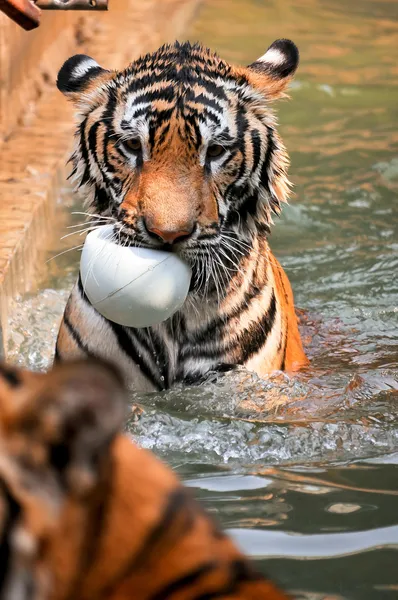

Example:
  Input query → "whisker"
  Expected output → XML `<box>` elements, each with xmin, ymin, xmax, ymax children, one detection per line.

<box><xmin>71</xmin><ymin>211</ymin><xmax>116</xmax><ymax>221</ymax></box>
<box><xmin>46</xmin><ymin>244</ymin><xmax>84</xmax><ymax>263</ymax></box>
<box><xmin>67</xmin><ymin>217</ymin><xmax>115</xmax><ymax>229</ymax></box>
<box><xmin>83</xmin><ymin>228</ymin><xmax>115</xmax><ymax>290</ymax></box>
<box><xmin>60</xmin><ymin>225</ymin><xmax>104</xmax><ymax>240</ymax></box>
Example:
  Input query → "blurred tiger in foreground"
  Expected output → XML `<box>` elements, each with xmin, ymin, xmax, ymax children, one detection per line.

<box><xmin>0</xmin><ymin>360</ymin><xmax>289</xmax><ymax>600</ymax></box>
<box><xmin>55</xmin><ymin>39</ymin><xmax>308</xmax><ymax>392</ymax></box>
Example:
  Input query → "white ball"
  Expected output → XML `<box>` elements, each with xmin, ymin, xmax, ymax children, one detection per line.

<box><xmin>80</xmin><ymin>225</ymin><xmax>192</xmax><ymax>328</ymax></box>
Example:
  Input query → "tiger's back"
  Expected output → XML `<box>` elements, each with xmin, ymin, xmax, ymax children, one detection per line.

<box><xmin>0</xmin><ymin>360</ymin><xmax>289</xmax><ymax>599</ymax></box>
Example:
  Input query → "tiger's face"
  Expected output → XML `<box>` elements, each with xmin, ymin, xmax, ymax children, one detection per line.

<box><xmin>58</xmin><ymin>41</ymin><xmax>298</xmax><ymax>292</ymax></box>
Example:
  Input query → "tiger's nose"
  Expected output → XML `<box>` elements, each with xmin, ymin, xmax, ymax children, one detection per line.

<box><xmin>144</xmin><ymin>219</ymin><xmax>195</xmax><ymax>245</ymax></box>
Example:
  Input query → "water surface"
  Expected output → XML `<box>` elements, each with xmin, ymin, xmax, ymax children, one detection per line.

<box><xmin>7</xmin><ymin>1</ymin><xmax>398</xmax><ymax>597</ymax></box>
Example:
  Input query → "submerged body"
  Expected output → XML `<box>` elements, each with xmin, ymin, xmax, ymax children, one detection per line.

<box><xmin>0</xmin><ymin>360</ymin><xmax>289</xmax><ymax>599</ymax></box>
<box><xmin>55</xmin><ymin>40</ymin><xmax>308</xmax><ymax>391</ymax></box>
<box><xmin>58</xmin><ymin>240</ymin><xmax>306</xmax><ymax>392</ymax></box>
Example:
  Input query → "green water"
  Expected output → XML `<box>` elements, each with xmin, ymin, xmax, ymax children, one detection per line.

<box><xmin>7</xmin><ymin>0</ymin><xmax>398</xmax><ymax>597</ymax></box>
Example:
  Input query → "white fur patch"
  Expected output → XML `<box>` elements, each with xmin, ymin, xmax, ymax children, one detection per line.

<box><xmin>258</xmin><ymin>48</ymin><xmax>286</xmax><ymax>67</ymax></box>
<box><xmin>72</xmin><ymin>58</ymin><xmax>99</xmax><ymax>80</ymax></box>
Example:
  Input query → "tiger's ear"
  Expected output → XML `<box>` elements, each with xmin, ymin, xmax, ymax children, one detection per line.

<box><xmin>38</xmin><ymin>360</ymin><xmax>127</xmax><ymax>496</ymax></box>
<box><xmin>57</xmin><ymin>54</ymin><xmax>114</xmax><ymax>110</ymax></box>
<box><xmin>243</xmin><ymin>39</ymin><xmax>299</xmax><ymax>99</ymax></box>
<box><xmin>1</xmin><ymin>360</ymin><xmax>127</xmax><ymax>500</ymax></box>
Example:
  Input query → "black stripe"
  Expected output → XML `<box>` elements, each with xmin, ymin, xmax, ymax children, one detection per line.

<box><xmin>131</xmin><ymin>87</ymin><xmax>176</xmax><ymax>106</ymax></box>
<box><xmin>63</xmin><ymin>313</ymin><xmax>94</xmax><ymax>359</ymax></box>
<box><xmin>150</xmin><ymin>562</ymin><xmax>217</xmax><ymax>600</ymax></box>
<box><xmin>143</xmin><ymin>329</ymin><xmax>169</xmax><ymax>387</ymax></box>
<box><xmin>107</xmin><ymin>322</ymin><xmax>163</xmax><ymax>391</ymax></box>
<box><xmin>102</xmin><ymin>91</ymin><xmax>117</xmax><ymax>172</ymax></box>
<box><xmin>180</xmin><ymin>290</ymin><xmax>277</xmax><ymax>362</ymax></box>
<box><xmin>88</xmin><ymin>118</ymin><xmax>115</xmax><ymax>184</ymax></box>
<box><xmin>65</xmin><ymin>66</ymin><xmax>104</xmax><ymax>93</ymax></box>
<box><xmin>102</xmin><ymin>487</ymin><xmax>196</xmax><ymax>596</ymax></box>
<box><xmin>77</xmin><ymin>272</ymin><xmax>89</xmax><ymax>301</ymax></box>
<box><xmin>133</xmin><ymin>487</ymin><xmax>196</xmax><ymax>568</ymax></box>
<box><xmin>280</xmin><ymin>340</ymin><xmax>287</xmax><ymax>371</ymax></box>
<box><xmin>129</xmin><ymin>106</ymin><xmax>148</xmax><ymax>120</ymax></box>
<box><xmin>0</xmin><ymin>482</ymin><xmax>21</xmax><ymax>592</ymax></box>
<box><xmin>88</xmin><ymin>121</ymin><xmax>102</xmax><ymax>169</ymax></box>
<box><xmin>179</xmin><ymin>276</ymin><xmax>265</xmax><ymax>359</ymax></box>
<box><xmin>234</xmin><ymin>128</ymin><xmax>274</xmax><ymax>223</ymax></box>
<box><xmin>156</xmin><ymin>122</ymin><xmax>170</xmax><ymax>147</ymax></box>
<box><xmin>193</xmin><ymin>93</ymin><xmax>223</xmax><ymax>114</ymax></box>
<box><xmin>93</xmin><ymin>186</ymin><xmax>110</xmax><ymax>213</ymax></box>
<box><xmin>64</xmin><ymin>284</ymin><xmax>97</xmax><ymax>359</ymax></box>
<box><xmin>234</xmin><ymin>107</ymin><xmax>248</xmax><ymax>181</ymax></box>
<box><xmin>150</xmin><ymin>108</ymin><xmax>175</xmax><ymax>129</ymax></box>
<box><xmin>196</xmin><ymin>232</ymin><xmax>219</xmax><ymax>242</ymax></box>
<box><xmin>192</xmin><ymin>559</ymin><xmax>263</xmax><ymax>600</ymax></box>
<box><xmin>185</xmin><ymin>114</ymin><xmax>202</xmax><ymax>149</ymax></box>
<box><xmin>259</xmin><ymin>126</ymin><xmax>275</xmax><ymax>191</ymax></box>
<box><xmin>200</xmin><ymin>109</ymin><xmax>221</xmax><ymax>126</ymax></box>
<box><xmin>239</xmin><ymin>291</ymin><xmax>277</xmax><ymax>363</ymax></box>
<box><xmin>0</xmin><ymin>364</ymin><xmax>21</xmax><ymax>387</ymax></box>
<box><xmin>127</xmin><ymin>72</ymin><xmax>228</xmax><ymax>102</ymax></box>
<box><xmin>251</xmin><ymin>129</ymin><xmax>262</xmax><ymax>173</ymax></box>
<box><xmin>53</xmin><ymin>345</ymin><xmax>61</xmax><ymax>363</ymax></box>
<box><xmin>237</xmin><ymin>192</ymin><xmax>258</xmax><ymax>219</ymax></box>
<box><xmin>126</xmin><ymin>327</ymin><xmax>168</xmax><ymax>389</ymax></box>
<box><xmin>182</xmin><ymin>363</ymin><xmax>237</xmax><ymax>386</ymax></box>
<box><xmin>78</xmin><ymin>119</ymin><xmax>91</xmax><ymax>186</ymax></box>
<box><xmin>218</xmin><ymin>148</ymin><xmax>240</xmax><ymax>173</ymax></box>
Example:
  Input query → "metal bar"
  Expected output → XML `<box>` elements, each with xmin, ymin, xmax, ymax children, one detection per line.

<box><xmin>36</xmin><ymin>0</ymin><xmax>108</xmax><ymax>9</ymax></box>
<box><xmin>0</xmin><ymin>0</ymin><xmax>41</xmax><ymax>30</ymax></box>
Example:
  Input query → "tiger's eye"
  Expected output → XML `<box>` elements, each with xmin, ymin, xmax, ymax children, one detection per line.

<box><xmin>124</xmin><ymin>138</ymin><xmax>142</xmax><ymax>153</ymax></box>
<box><xmin>207</xmin><ymin>144</ymin><xmax>225</xmax><ymax>159</ymax></box>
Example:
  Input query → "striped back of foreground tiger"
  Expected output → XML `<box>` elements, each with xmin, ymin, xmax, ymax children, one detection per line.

<box><xmin>0</xmin><ymin>360</ymin><xmax>289</xmax><ymax>600</ymax></box>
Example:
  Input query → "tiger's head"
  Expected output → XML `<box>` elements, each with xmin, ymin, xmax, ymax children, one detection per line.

<box><xmin>0</xmin><ymin>362</ymin><xmax>292</xmax><ymax>600</ymax></box>
<box><xmin>0</xmin><ymin>361</ymin><xmax>125</xmax><ymax>600</ymax></box>
<box><xmin>58</xmin><ymin>40</ymin><xmax>298</xmax><ymax>292</ymax></box>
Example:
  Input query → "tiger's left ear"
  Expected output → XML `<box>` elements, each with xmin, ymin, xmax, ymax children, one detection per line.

<box><xmin>1</xmin><ymin>360</ymin><xmax>127</xmax><ymax>500</ymax></box>
<box><xmin>242</xmin><ymin>39</ymin><xmax>299</xmax><ymax>99</ymax></box>
<box><xmin>57</xmin><ymin>54</ymin><xmax>114</xmax><ymax>110</ymax></box>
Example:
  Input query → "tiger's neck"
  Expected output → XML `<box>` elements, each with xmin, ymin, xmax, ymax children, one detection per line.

<box><xmin>167</xmin><ymin>235</ymin><xmax>281</xmax><ymax>381</ymax></box>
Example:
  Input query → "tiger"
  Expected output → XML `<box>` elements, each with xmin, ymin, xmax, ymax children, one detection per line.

<box><xmin>55</xmin><ymin>39</ymin><xmax>308</xmax><ymax>392</ymax></box>
<box><xmin>0</xmin><ymin>359</ymin><xmax>290</xmax><ymax>600</ymax></box>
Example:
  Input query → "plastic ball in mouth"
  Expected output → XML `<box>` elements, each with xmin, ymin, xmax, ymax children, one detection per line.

<box><xmin>80</xmin><ymin>225</ymin><xmax>192</xmax><ymax>328</ymax></box>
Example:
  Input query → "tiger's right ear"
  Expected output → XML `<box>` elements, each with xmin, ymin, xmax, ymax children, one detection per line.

<box><xmin>57</xmin><ymin>54</ymin><xmax>114</xmax><ymax>110</ymax></box>
<box><xmin>236</xmin><ymin>39</ymin><xmax>299</xmax><ymax>100</ymax></box>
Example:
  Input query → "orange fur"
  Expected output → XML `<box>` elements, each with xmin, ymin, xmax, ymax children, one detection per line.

<box><xmin>0</xmin><ymin>361</ymin><xmax>290</xmax><ymax>600</ymax></box>
<box><xmin>270</xmin><ymin>256</ymin><xmax>309</xmax><ymax>371</ymax></box>
<box><xmin>121</xmin><ymin>117</ymin><xmax>219</xmax><ymax>237</ymax></box>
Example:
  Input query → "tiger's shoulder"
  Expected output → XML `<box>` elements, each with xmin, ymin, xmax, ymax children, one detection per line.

<box><xmin>268</xmin><ymin>248</ymin><xmax>309</xmax><ymax>372</ymax></box>
<box><xmin>0</xmin><ymin>360</ymin><xmax>290</xmax><ymax>599</ymax></box>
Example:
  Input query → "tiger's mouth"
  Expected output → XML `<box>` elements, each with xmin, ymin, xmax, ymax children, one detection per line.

<box><xmin>115</xmin><ymin>225</ymin><xmax>193</xmax><ymax>253</ymax></box>
<box><xmin>109</xmin><ymin>220</ymin><xmax>251</xmax><ymax>300</ymax></box>
<box><xmin>113</xmin><ymin>221</ymin><xmax>220</xmax><ymax>255</ymax></box>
